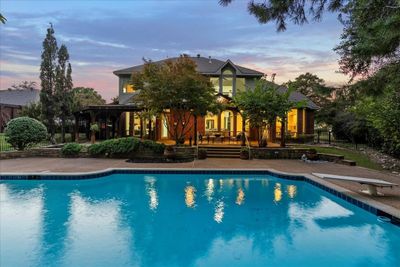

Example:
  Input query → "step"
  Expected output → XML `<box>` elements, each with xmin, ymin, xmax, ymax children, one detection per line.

<box><xmin>339</xmin><ymin>159</ymin><xmax>357</xmax><ymax>166</ymax></box>
<box><xmin>207</xmin><ymin>154</ymin><xmax>240</xmax><ymax>158</ymax></box>
<box><xmin>205</xmin><ymin>148</ymin><xmax>241</xmax><ymax>152</ymax></box>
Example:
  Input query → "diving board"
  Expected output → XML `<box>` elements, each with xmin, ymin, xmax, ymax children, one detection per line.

<box><xmin>312</xmin><ymin>173</ymin><xmax>398</xmax><ymax>196</ymax></box>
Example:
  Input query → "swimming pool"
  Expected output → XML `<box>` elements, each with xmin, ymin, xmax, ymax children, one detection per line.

<box><xmin>1</xmin><ymin>172</ymin><xmax>399</xmax><ymax>267</ymax></box>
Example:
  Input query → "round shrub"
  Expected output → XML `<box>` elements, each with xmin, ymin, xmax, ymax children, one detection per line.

<box><xmin>5</xmin><ymin>117</ymin><xmax>47</xmax><ymax>150</ymax></box>
<box><xmin>61</xmin><ymin>143</ymin><xmax>82</xmax><ymax>157</ymax></box>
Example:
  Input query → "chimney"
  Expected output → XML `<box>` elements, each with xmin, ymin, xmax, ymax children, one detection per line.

<box><xmin>208</xmin><ymin>56</ymin><xmax>212</xmax><ymax>64</ymax></box>
<box><xmin>197</xmin><ymin>54</ymin><xmax>200</xmax><ymax>58</ymax></box>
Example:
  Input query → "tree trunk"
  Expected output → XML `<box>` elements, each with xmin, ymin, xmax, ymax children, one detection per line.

<box><xmin>61</xmin><ymin>116</ymin><xmax>66</xmax><ymax>143</ymax></box>
<box><xmin>280</xmin><ymin>117</ymin><xmax>286</xmax><ymax>147</ymax></box>
<box><xmin>91</xmin><ymin>131</ymin><xmax>96</xmax><ymax>144</ymax></box>
<box><xmin>193</xmin><ymin>115</ymin><xmax>197</xmax><ymax>146</ymax></box>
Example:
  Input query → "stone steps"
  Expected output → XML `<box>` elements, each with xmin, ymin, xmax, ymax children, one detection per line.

<box><xmin>199</xmin><ymin>146</ymin><xmax>241</xmax><ymax>158</ymax></box>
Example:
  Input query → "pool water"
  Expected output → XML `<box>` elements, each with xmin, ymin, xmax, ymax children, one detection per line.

<box><xmin>1</xmin><ymin>173</ymin><xmax>399</xmax><ymax>267</ymax></box>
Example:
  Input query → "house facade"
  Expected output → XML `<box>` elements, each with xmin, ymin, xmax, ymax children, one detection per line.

<box><xmin>112</xmin><ymin>56</ymin><xmax>317</xmax><ymax>143</ymax></box>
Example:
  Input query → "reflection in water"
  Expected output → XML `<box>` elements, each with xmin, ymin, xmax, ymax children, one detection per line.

<box><xmin>287</xmin><ymin>185</ymin><xmax>297</xmax><ymax>199</ymax></box>
<box><xmin>205</xmin><ymin>179</ymin><xmax>214</xmax><ymax>203</ymax></box>
<box><xmin>145</xmin><ymin>176</ymin><xmax>158</xmax><ymax>211</ymax></box>
<box><xmin>185</xmin><ymin>185</ymin><xmax>196</xmax><ymax>208</ymax></box>
<box><xmin>261</xmin><ymin>179</ymin><xmax>269</xmax><ymax>187</ymax></box>
<box><xmin>214</xmin><ymin>200</ymin><xmax>225</xmax><ymax>223</ymax></box>
<box><xmin>244</xmin><ymin>179</ymin><xmax>249</xmax><ymax>190</ymax></box>
<box><xmin>219</xmin><ymin>179</ymin><xmax>224</xmax><ymax>192</ymax></box>
<box><xmin>274</xmin><ymin>183</ymin><xmax>282</xmax><ymax>203</ymax></box>
<box><xmin>236</xmin><ymin>188</ymin><xmax>245</xmax><ymax>205</ymax></box>
<box><xmin>0</xmin><ymin>184</ymin><xmax>44</xmax><ymax>267</ymax></box>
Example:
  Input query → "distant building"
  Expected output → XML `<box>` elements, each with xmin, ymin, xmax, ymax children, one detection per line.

<box><xmin>0</xmin><ymin>89</ymin><xmax>40</xmax><ymax>132</ymax></box>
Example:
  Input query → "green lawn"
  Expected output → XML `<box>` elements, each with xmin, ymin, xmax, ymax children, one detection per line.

<box><xmin>297</xmin><ymin>145</ymin><xmax>382</xmax><ymax>171</ymax></box>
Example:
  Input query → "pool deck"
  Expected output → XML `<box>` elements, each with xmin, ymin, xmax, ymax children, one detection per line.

<box><xmin>1</xmin><ymin>157</ymin><xmax>399</xmax><ymax>217</ymax></box>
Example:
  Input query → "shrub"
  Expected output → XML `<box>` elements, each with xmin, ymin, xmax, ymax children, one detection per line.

<box><xmin>198</xmin><ymin>148</ymin><xmax>207</xmax><ymax>159</ymax></box>
<box><xmin>140</xmin><ymin>140</ymin><xmax>166</xmax><ymax>154</ymax></box>
<box><xmin>88</xmin><ymin>137</ymin><xmax>141</xmax><ymax>157</ymax></box>
<box><xmin>61</xmin><ymin>143</ymin><xmax>82</xmax><ymax>157</ymax></box>
<box><xmin>4</xmin><ymin>117</ymin><xmax>47</xmax><ymax>150</ymax></box>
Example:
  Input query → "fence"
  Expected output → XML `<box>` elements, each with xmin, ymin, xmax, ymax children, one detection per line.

<box><xmin>314</xmin><ymin>130</ymin><xmax>367</xmax><ymax>150</ymax></box>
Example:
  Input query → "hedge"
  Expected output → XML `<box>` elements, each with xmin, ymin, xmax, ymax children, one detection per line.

<box><xmin>61</xmin><ymin>143</ymin><xmax>83</xmax><ymax>157</ymax></box>
<box><xmin>88</xmin><ymin>137</ymin><xmax>165</xmax><ymax>157</ymax></box>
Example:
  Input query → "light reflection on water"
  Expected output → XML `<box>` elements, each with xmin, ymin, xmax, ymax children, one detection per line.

<box><xmin>1</xmin><ymin>175</ymin><xmax>399</xmax><ymax>267</ymax></box>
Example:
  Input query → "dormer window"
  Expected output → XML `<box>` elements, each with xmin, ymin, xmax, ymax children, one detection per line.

<box><xmin>222</xmin><ymin>69</ymin><xmax>234</xmax><ymax>97</ymax></box>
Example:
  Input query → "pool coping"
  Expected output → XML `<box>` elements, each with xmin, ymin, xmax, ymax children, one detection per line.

<box><xmin>1</xmin><ymin>167</ymin><xmax>399</xmax><ymax>226</ymax></box>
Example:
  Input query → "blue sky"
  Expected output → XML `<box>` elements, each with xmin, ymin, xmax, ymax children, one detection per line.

<box><xmin>0</xmin><ymin>0</ymin><xmax>348</xmax><ymax>101</ymax></box>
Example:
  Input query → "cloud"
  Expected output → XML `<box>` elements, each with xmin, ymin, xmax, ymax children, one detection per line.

<box><xmin>0</xmin><ymin>1</ymin><xmax>348</xmax><ymax>101</ymax></box>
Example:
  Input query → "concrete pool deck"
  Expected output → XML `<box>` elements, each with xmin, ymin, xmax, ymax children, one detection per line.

<box><xmin>1</xmin><ymin>157</ymin><xmax>399</xmax><ymax>215</ymax></box>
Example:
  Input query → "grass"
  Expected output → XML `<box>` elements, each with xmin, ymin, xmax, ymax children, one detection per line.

<box><xmin>297</xmin><ymin>144</ymin><xmax>382</xmax><ymax>171</ymax></box>
<box><xmin>0</xmin><ymin>133</ymin><xmax>13</xmax><ymax>152</ymax></box>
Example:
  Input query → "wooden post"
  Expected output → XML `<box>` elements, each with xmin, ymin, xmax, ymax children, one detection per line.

<box><xmin>217</xmin><ymin>112</ymin><xmax>221</xmax><ymax>132</ymax></box>
<box><xmin>233</xmin><ymin>111</ymin><xmax>237</xmax><ymax>137</ymax></box>
<box><xmin>140</xmin><ymin>117</ymin><xmax>143</xmax><ymax>138</ymax></box>
<box><xmin>90</xmin><ymin>111</ymin><xmax>96</xmax><ymax>144</ymax></box>
<box><xmin>241</xmin><ymin>117</ymin><xmax>246</xmax><ymax>146</ymax></box>
<box><xmin>280</xmin><ymin>117</ymin><xmax>286</xmax><ymax>147</ymax></box>
<box><xmin>105</xmin><ymin>113</ymin><xmax>110</xmax><ymax>140</ymax></box>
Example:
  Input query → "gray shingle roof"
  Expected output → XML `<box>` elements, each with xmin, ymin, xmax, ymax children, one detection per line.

<box><xmin>113</xmin><ymin>56</ymin><xmax>264</xmax><ymax>77</ymax></box>
<box><xmin>277</xmin><ymin>86</ymin><xmax>319</xmax><ymax>110</ymax></box>
<box><xmin>0</xmin><ymin>89</ymin><xmax>40</xmax><ymax>106</ymax></box>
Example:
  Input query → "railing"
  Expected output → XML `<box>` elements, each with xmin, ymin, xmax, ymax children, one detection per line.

<box><xmin>243</xmin><ymin>131</ymin><xmax>251</xmax><ymax>159</ymax></box>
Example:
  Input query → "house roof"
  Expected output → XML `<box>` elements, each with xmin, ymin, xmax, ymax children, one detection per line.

<box><xmin>0</xmin><ymin>89</ymin><xmax>40</xmax><ymax>106</ymax></box>
<box><xmin>277</xmin><ymin>86</ymin><xmax>319</xmax><ymax>110</ymax></box>
<box><xmin>113</xmin><ymin>56</ymin><xmax>264</xmax><ymax>77</ymax></box>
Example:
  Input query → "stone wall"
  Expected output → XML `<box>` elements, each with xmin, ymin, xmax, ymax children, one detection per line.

<box><xmin>0</xmin><ymin>148</ymin><xmax>61</xmax><ymax>160</ymax></box>
<box><xmin>251</xmin><ymin>148</ymin><xmax>309</xmax><ymax>159</ymax></box>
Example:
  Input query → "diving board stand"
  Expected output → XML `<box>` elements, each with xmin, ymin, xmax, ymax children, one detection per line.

<box><xmin>312</xmin><ymin>173</ymin><xmax>398</xmax><ymax>196</ymax></box>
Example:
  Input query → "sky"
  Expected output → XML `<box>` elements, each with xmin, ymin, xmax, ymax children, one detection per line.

<box><xmin>0</xmin><ymin>0</ymin><xmax>349</xmax><ymax>101</ymax></box>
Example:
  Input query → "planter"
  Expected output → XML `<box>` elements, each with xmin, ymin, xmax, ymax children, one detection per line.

<box><xmin>198</xmin><ymin>149</ymin><xmax>207</xmax><ymax>160</ymax></box>
<box><xmin>240</xmin><ymin>151</ymin><xmax>250</xmax><ymax>160</ymax></box>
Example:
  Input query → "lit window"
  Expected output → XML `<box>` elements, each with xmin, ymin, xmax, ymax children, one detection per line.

<box><xmin>123</xmin><ymin>82</ymin><xmax>135</xmax><ymax>93</ymax></box>
<box><xmin>222</xmin><ymin>69</ymin><xmax>234</xmax><ymax>97</ymax></box>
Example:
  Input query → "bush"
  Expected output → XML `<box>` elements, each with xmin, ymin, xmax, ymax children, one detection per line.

<box><xmin>140</xmin><ymin>139</ymin><xmax>166</xmax><ymax>154</ymax></box>
<box><xmin>88</xmin><ymin>137</ymin><xmax>154</xmax><ymax>157</ymax></box>
<box><xmin>5</xmin><ymin>117</ymin><xmax>47</xmax><ymax>150</ymax></box>
<box><xmin>61</xmin><ymin>143</ymin><xmax>82</xmax><ymax>157</ymax></box>
<box><xmin>198</xmin><ymin>148</ymin><xmax>207</xmax><ymax>159</ymax></box>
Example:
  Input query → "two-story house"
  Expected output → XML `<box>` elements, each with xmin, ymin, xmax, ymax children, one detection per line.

<box><xmin>111</xmin><ymin>55</ymin><xmax>317</xmax><ymax>143</ymax></box>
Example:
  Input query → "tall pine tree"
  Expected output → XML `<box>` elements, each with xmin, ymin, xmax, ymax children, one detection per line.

<box><xmin>40</xmin><ymin>24</ymin><xmax>58</xmax><ymax>143</ymax></box>
<box><xmin>55</xmin><ymin>44</ymin><xmax>73</xmax><ymax>143</ymax></box>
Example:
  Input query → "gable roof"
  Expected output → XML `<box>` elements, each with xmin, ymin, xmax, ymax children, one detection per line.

<box><xmin>113</xmin><ymin>56</ymin><xmax>264</xmax><ymax>77</ymax></box>
<box><xmin>0</xmin><ymin>89</ymin><xmax>40</xmax><ymax>106</ymax></box>
<box><xmin>277</xmin><ymin>87</ymin><xmax>319</xmax><ymax>110</ymax></box>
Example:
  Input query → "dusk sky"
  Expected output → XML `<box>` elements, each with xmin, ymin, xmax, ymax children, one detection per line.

<box><xmin>1</xmin><ymin>0</ymin><xmax>349</xmax><ymax>101</ymax></box>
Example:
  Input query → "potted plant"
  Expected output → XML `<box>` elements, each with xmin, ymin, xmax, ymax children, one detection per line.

<box><xmin>90</xmin><ymin>123</ymin><xmax>99</xmax><ymax>144</ymax></box>
<box><xmin>198</xmin><ymin>148</ymin><xmax>207</xmax><ymax>159</ymax></box>
<box><xmin>240</xmin><ymin>147</ymin><xmax>250</xmax><ymax>160</ymax></box>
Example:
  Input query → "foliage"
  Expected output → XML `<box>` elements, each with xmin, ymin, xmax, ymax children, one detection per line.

<box><xmin>0</xmin><ymin>13</ymin><xmax>6</xmax><ymax>24</ymax></box>
<box><xmin>198</xmin><ymin>148</ymin><xmax>207</xmax><ymax>159</ymax></box>
<box><xmin>140</xmin><ymin>139</ymin><xmax>166</xmax><ymax>154</ymax></box>
<box><xmin>285</xmin><ymin>73</ymin><xmax>333</xmax><ymax>109</ymax></box>
<box><xmin>4</xmin><ymin>117</ymin><xmax>47</xmax><ymax>150</ymax></box>
<box><xmin>234</xmin><ymin>80</ymin><xmax>303</xmax><ymax>147</ymax></box>
<box><xmin>55</xmin><ymin>44</ymin><xmax>73</xmax><ymax>143</ymax></box>
<box><xmin>133</xmin><ymin>55</ymin><xmax>218</xmax><ymax>144</ymax></box>
<box><xmin>7</xmin><ymin>81</ymin><xmax>37</xmax><ymax>90</ymax></box>
<box><xmin>40</xmin><ymin>24</ymin><xmax>58</xmax><ymax>142</ymax></box>
<box><xmin>20</xmin><ymin>102</ymin><xmax>42</xmax><ymax>121</ymax></box>
<box><xmin>88</xmin><ymin>137</ymin><xmax>165</xmax><ymax>157</ymax></box>
<box><xmin>90</xmin><ymin>123</ymin><xmax>99</xmax><ymax>132</ymax></box>
<box><xmin>61</xmin><ymin>143</ymin><xmax>82</xmax><ymax>157</ymax></box>
<box><xmin>221</xmin><ymin>0</ymin><xmax>400</xmax><ymax>77</ymax></box>
<box><xmin>71</xmin><ymin>87</ymin><xmax>106</xmax><ymax>112</ymax></box>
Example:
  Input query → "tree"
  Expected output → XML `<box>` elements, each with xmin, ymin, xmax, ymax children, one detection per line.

<box><xmin>40</xmin><ymin>24</ymin><xmax>58</xmax><ymax>143</ymax></box>
<box><xmin>132</xmin><ymin>55</ymin><xmax>217</xmax><ymax>145</ymax></box>
<box><xmin>0</xmin><ymin>13</ymin><xmax>6</xmax><ymax>24</ymax></box>
<box><xmin>220</xmin><ymin>0</ymin><xmax>400</xmax><ymax>77</ymax></box>
<box><xmin>20</xmin><ymin>102</ymin><xmax>42</xmax><ymax>121</ymax></box>
<box><xmin>234</xmin><ymin>80</ymin><xmax>303</xmax><ymax>147</ymax></box>
<box><xmin>55</xmin><ymin>44</ymin><xmax>73</xmax><ymax>143</ymax></box>
<box><xmin>8</xmin><ymin>81</ymin><xmax>37</xmax><ymax>91</ymax></box>
<box><xmin>286</xmin><ymin>73</ymin><xmax>332</xmax><ymax>107</ymax></box>
<box><xmin>71</xmin><ymin>87</ymin><xmax>106</xmax><ymax>112</ymax></box>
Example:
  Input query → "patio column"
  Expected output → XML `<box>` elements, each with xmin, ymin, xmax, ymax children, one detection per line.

<box><xmin>90</xmin><ymin>111</ymin><xmax>96</xmax><ymax>144</ymax></box>
<box><xmin>140</xmin><ymin>117</ymin><xmax>143</xmax><ymax>138</ymax></box>
<box><xmin>217</xmin><ymin>112</ymin><xmax>221</xmax><ymax>132</ymax></box>
<box><xmin>233</xmin><ymin>111</ymin><xmax>237</xmax><ymax>137</ymax></box>
<box><xmin>241</xmin><ymin>118</ymin><xmax>246</xmax><ymax>146</ymax></box>
<box><xmin>105</xmin><ymin>113</ymin><xmax>110</xmax><ymax>140</ymax></box>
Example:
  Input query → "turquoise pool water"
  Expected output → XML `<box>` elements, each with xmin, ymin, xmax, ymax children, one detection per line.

<box><xmin>1</xmin><ymin>173</ymin><xmax>399</xmax><ymax>267</ymax></box>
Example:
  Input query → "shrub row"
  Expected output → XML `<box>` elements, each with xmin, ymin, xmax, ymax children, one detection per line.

<box><xmin>61</xmin><ymin>143</ymin><xmax>83</xmax><ymax>157</ymax></box>
<box><xmin>88</xmin><ymin>137</ymin><xmax>165</xmax><ymax>158</ymax></box>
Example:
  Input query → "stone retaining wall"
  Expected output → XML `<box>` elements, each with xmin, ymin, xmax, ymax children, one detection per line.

<box><xmin>251</xmin><ymin>148</ymin><xmax>309</xmax><ymax>159</ymax></box>
<box><xmin>0</xmin><ymin>148</ymin><xmax>62</xmax><ymax>160</ymax></box>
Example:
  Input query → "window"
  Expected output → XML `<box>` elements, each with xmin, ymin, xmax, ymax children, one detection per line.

<box><xmin>210</xmin><ymin>77</ymin><xmax>219</xmax><ymax>93</ymax></box>
<box><xmin>206</xmin><ymin>119</ymin><xmax>215</xmax><ymax>130</ymax></box>
<box><xmin>123</xmin><ymin>81</ymin><xmax>135</xmax><ymax>93</ymax></box>
<box><xmin>222</xmin><ymin>69</ymin><xmax>234</xmax><ymax>97</ymax></box>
